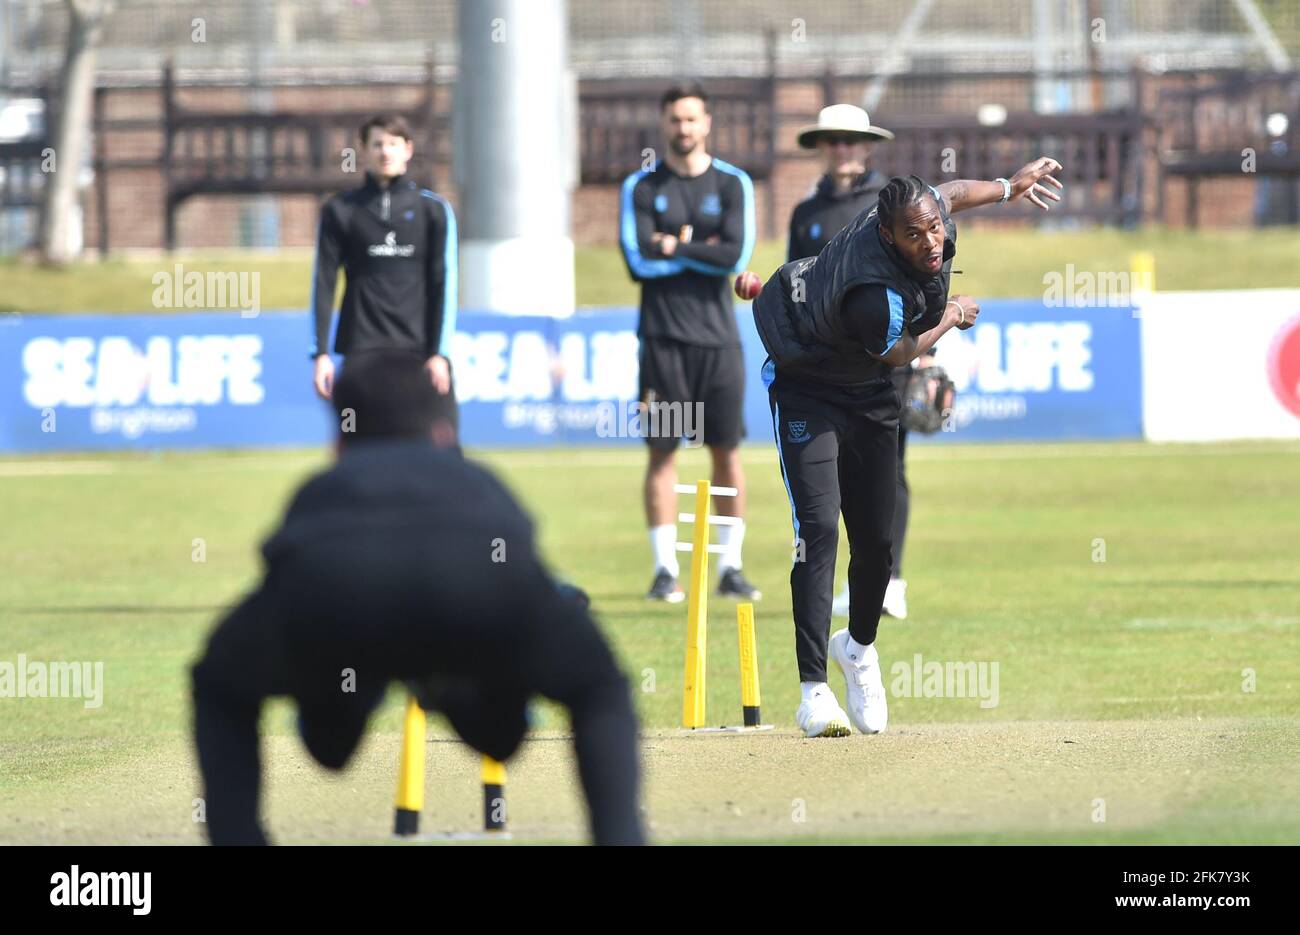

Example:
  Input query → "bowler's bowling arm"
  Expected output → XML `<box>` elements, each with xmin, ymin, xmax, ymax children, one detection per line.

<box><xmin>933</xmin><ymin>180</ymin><xmax>1007</xmax><ymax>214</ymax></box>
<box><xmin>937</xmin><ymin>158</ymin><xmax>1064</xmax><ymax>213</ymax></box>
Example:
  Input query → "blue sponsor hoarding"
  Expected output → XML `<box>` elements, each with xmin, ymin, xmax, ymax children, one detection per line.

<box><xmin>914</xmin><ymin>300</ymin><xmax>1143</xmax><ymax>442</ymax></box>
<box><xmin>0</xmin><ymin>311</ymin><xmax>333</xmax><ymax>451</ymax></box>
<box><xmin>0</xmin><ymin>301</ymin><xmax>1141</xmax><ymax>452</ymax></box>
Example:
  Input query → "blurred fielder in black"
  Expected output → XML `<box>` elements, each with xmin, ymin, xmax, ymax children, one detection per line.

<box><xmin>191</xmin><ymin>352</ymin><xmax>644</xmax><ymax>846</ymax></box>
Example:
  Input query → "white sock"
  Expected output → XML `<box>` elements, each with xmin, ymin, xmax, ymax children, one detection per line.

<box><xmin>800</xmin><ymin>681</ymin><xmax>831</xmax><ymax>703</ymax></box>
<box><xmin>650</xmin><ymin>524</ymin><xmax>680</xmax><ymax>577</ymax></box>
<box><xmin>846</xmin><ymin>635</ymin><xmax>873</xmax><ymax>663</ymax></box>
<box><xmin>716</xmin><ymin>518</ymin><xmax>745</xmax><ymax>572</ymax></box>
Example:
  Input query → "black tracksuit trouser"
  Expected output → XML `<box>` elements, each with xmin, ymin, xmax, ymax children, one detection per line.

<box><xmin>892</xmin><ymin>426</ymin><xmax>909</xmax><ymax>578</ymax></box>
<box><xmin>769</xmin><ymin>383</ymin><xmax>898</xmax><ymax>684</ymax></box>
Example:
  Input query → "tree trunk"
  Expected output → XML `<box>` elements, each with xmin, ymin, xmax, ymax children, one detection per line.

<box><xmin>37</xmin><ymin>0</ymin><xmax>113</xmax><ymax>265</ymax></box>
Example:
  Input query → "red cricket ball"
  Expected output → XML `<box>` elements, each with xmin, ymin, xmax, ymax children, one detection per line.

<box><xmin>734</xmin><ymin>270</ymin><xmax>762</xmax><ymax>301</ymax></box>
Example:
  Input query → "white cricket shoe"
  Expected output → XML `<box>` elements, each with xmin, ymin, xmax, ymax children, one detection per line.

<box><xmin>831</xmin><ymin>582</ymin><xmax>851</xmax><ymax>617</ymax></box>
<box><xmin>882</xmin><ymin>578</ymin><xmax>908</xmax><ymax>619</ymax></box>
<box><xmin>829</xmin><ymin>629</ymin><xmax>888</xmax><ymax>734</ymax></box>
<box><xmin>795</xmin><ymin>686</ymin><xmax>852</xmax><ymax>738</ymax></box>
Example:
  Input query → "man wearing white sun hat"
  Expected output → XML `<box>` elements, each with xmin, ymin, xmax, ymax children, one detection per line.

<box><xmin>787</xmin><ymin>104</ymin><xmax>895</xmax><ymax>262</ymax></box>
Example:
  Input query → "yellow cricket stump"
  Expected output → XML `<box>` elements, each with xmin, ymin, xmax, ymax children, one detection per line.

<box><xmin>394</xmin><ymin>697</ymin><xmax>512</xmax><ymax>839</ymax></box>
<box><xmin>737</xmin><ymin>603</ymin><xmax>763</xmax><ymax>727</ymax></box>
<box><xmin>677</xmin><ymin>477</ymin><xmax>772</xmax><ymax>731</ymax></box>
<box><xmin>393</xmin><ymin>695</ymin><xmax>426</xmax><ymax>836</ymax></box>
<box><xmin>482</xmin><ymin>755</ymin><xmax>507</xmax><ymax>833</ymax></box>
<box><xmin>682</xmin><ymin>480</ymin><xmax>711</xmax><ymax>728</ymax></box>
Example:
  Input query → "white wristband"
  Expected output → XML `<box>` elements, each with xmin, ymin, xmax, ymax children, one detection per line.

<box><xmin>995</xmin><ymin>177</ymin><xmax>1012</xmax><ymax>204</ymax></box>
<box><xmin>946</xmin><ymin>299</ymin><xmax>965</xmax><ymax>324</ymax></box>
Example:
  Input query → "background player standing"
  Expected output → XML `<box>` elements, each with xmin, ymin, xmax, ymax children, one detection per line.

<box><xmin>619</xmin><ymin>83</ymin><xmax>759</xmax><ymax>603</ymax></box>
<box><xmin>786</xmin><ymin>104</ymin><xmax>892</xmax><ymax>263</ymax></box>
<box><xmin>754</xmin><ymin>160</ymin><xmax>1063</xmax><ymax>739</ymax></box>
<box><xmin>310</xmin><ymin>115</ymin><xmax>457</xmax><ymax>404</ymax></box>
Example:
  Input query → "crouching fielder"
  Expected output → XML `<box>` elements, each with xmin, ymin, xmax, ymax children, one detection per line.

<box><xmin>751</xmin><ymin>159</ymin><xmax>1063</xmax><ymax>738</ymax></box>
<box><xmin>191</xmin><ymin>352</ymin><xmax>645</xmax><ymax>844</ymax></box>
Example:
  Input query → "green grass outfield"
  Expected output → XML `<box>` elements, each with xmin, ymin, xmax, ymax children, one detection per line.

<box><xmin>2</xmin><ymin>440</ymin><xmax>1298</xmax><ymax>844</ymax></box>
<box><xmin>3</xmin><ymin>226</ymin><xmax>1300</xmax><ymax>314</ymax></box>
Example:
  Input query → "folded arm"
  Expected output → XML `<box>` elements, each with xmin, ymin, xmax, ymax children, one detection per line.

<box><xmin>675</xmin><ymin>171</ymin><xmax>755</xmax><ymax>275</ymax></box>
<box><xmin>619</xmin><ymin>173</ymin><xmax>688</xmax><ymax>281</ymax></box>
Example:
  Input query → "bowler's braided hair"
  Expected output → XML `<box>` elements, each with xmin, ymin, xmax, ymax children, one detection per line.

<box><xmin>876</xmin><ymin>174</ymin><xmax>936</xmax><ymax>230</ymax></box>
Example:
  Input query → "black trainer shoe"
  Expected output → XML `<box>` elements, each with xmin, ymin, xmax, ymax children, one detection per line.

<box><xmin>717</xmin><ymin>567</ymin><xmax>762</xmax><ymax>600</ymax></box>
<box><xmin>646</xmin><ymin>569</ymin><xmax>685</xmax><ymax>603</ymax></box>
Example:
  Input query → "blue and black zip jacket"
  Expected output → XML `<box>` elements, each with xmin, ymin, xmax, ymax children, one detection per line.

<box><xmin>311</xmin><ymin>172</ymin><xmax>457</xmax><ymax>359</ymax></box>
<box><xmin>787</xmin><ymin>170</ymin><xmax>887</xmax><ymax>263</ymax></box>
<box><xmin>619</xmin><ymin>158</ymin><xmax>755</xmax><ymax>348</ymax></box>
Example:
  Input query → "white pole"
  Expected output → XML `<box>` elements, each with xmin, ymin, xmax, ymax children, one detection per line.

<box><xmin>455</xmin><ymin>0</ymin><xmax>576</xmax><ymax>317</ymax></box>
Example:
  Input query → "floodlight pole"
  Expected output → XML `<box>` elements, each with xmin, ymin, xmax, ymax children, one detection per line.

<box><xmin>455</xmin><ymin>0</ymin><xmax>577</xmax><ymax>317</ymax></box>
